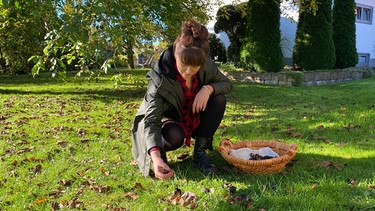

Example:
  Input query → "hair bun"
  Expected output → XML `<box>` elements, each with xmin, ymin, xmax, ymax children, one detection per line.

<box><xmin>174</xmin><ymin>19</ymin><xmax>210</xmax><ymax>58</ymax></box>
<box><xmin>182</xmin><ymin>20</ymin><xmax>205</xmax><ymax>40</ymax></box>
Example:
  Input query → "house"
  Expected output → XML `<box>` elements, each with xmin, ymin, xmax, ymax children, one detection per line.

<box><xmin>280</xmin><ymin>0</ymin><xmax>375</xmax><ymax>68</ymax></box>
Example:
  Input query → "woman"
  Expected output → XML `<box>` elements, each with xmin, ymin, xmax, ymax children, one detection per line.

<box><xmin>132</xmin><ymin>20</ymin><xmax>232</xmax><ymax>180</ymax></box>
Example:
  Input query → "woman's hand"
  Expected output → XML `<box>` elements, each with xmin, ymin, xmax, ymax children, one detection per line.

<box><xmin>150</xmin><ymin>150</ymin><xmax>174</xmax><ymax>180</ymax></box>
<box><xmin>192</xmin><ymin>85</ymin><xmax>212</xmax><ymax>113</ymax></box>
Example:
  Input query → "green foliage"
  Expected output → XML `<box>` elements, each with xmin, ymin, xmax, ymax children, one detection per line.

<box><xmin>332</xmin><ymin>0</ymin><xmax>358</xmax><ymax>69</ymax></box>
<box><xmin>293</xmin><ymin>0</ymin><xmax>335</xmax><ymax>70</ymax></box>
<box><xmin>0</xmin><ymin>71</ymin><xmax>374</xmax><ymax>210</ymax></box>
<box><xmin>110</xmin><ymin>72</ymin><xmax>145</xmax><ymax>88</ymax></box>
<box><xmin>209</xmin><ymin>34</ymin><xmax>227</xmax><ymax>63</ymax></box>
<box><xmin>285</xmin><ymin>71</ymin><xmax>304</xmax><ymax>86</ymax></box>
<box><xmin>240</xmin><ymin>0</ymin><xmax>284</xmax><ymax>72</ymax></box>
<box><xmin>214</xmin><ymin>3</ymin><xmax>247</xmax><ymax>67</ymax></box>
<box><xmin>1</xmin><ymin>0</ymin><xmax>219</xmax><ymax>76</ymax></box>
<box><xmin>217</xmin><ymin>62</ymin><xmax>241</xmax><ymax>72</ymax></box>
<box><xmin>360</xmin><ymin>67</ymin><xmax>375</xmax><ymax>78</ymax></box>
<box><xmin>0</xmin><ymin>0</ymin><xmax>48</xmax><ymax>74</ymax></box>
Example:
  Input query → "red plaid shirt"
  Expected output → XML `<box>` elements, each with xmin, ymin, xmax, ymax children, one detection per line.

<box><xmin>175</xmin><ymin>71</ymin><xmax>200</xmax><ymax>147</ymax></box>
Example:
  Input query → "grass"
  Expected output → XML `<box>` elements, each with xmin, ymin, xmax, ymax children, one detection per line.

<box><xmin>0</xmin><ymin>68</ymin><xmax>374</xmax><ymax>210</ymax></box>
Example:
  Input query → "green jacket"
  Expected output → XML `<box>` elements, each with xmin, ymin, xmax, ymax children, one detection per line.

<box><xmin>131</xmin><ymin>46</ymin><xmax>232</xmax><ymax>176</ymax></box>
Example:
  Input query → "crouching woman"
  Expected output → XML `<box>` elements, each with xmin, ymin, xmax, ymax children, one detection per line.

<box><xmin>132</xmin><ymin>20</ymin><xmax>232</xmax><ymax>180</ymax></box>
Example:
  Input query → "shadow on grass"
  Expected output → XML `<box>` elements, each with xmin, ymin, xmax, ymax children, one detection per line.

<box><xmin>0</xmin><ymin>87</ymin><xmax>145</xmax><ymax>103</ymax></box>
<box><xmin>0</xmin><ymin>69</ymin><xmax>149</xmax><ymax>104</ymax></box>
<box><xmin>169</xmin><ymin>152</ymin><xmax>375</xmax><ymax>210</ymax></box>
<box><xmin>0</xmin><ymin>68</ymin><xmax>149</xmax><ymax>85</ymax></box>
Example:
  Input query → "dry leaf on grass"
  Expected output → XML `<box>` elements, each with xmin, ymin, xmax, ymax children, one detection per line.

<box><xmin>311</xmin><ymin>183</ymin><xmax>319</xmax><ymax>189</ymax></box>
<box><xmin>122</xmin><ymin>192</ymin><xmax>139</xmax><ymax>200</ymax></box>
<box><xmin>348</xmin><ymin>178</ymin><xmax>356</xmax><ymax>186</ymax></box>
<box><xmin>177</xmin><ymin>152</ymin><xmax>190</xmax><ymax>160</ymax></box>
<box><xmin>33</xmin><ymin>197</ymin><xmax>47</xmax><ymax>204</ymax></box>
<box><xmin>165</xmin><ymin>188</ymin><xmax>198</xmax><ymax>209</ymax></box>
<box><xmin>129</xmin><ymin>160</ymin><xmax>137</xmax><ymax>166</ymax></box>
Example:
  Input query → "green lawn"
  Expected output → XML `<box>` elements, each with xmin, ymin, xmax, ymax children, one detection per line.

<box><xmin>1</xmin><ymin>69</ymin><xmax>374</xmax><ymax>210</ymax></box>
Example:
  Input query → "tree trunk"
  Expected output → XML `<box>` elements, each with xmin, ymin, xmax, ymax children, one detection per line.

<box><xmin>127</xmin><ymin>42</ymin><xmax>134</xmax><ymax>69</ymax></box>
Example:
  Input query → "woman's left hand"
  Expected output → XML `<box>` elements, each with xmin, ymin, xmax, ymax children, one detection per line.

<box><xmin>192</xmin><ymin>85</ymin><xmax>212</xmax><ymax>113</ymax></box>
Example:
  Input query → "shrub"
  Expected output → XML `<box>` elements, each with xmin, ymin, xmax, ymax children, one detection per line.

<box><xmin>332</xmin><ymin>0</ymin><xmax>358</xmax><ymax>68</ymax></box>
<box><xmin>293</xmin><ymin>0</ymin><xmax>335</xmax><ymax>71</ymax></box>
<box><xmin>240</xmin><ymin>0</ymin><xmax>283</xmax><ymax>72</ymax></box>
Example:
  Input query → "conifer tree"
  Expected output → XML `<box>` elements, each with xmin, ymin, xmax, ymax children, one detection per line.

<box><xmin>293</xmin><ymin>0</ymin><xmax>335</xmax><ymax>70</ymax></box>
<box><xmin>332</xmin><ymin>0</ymin><xmax>358</xmax><ymax>68</ymax></box>
<box><xmin>240</xmin><ymin>0</ymin><xmax>283</xmax><ymax>72</ymax></box>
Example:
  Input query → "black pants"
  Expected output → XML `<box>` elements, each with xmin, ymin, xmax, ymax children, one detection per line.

<box><xmin>161</xmin><ymin>94</ymin><xmax>226</xmax><ymax>152</ymax></box>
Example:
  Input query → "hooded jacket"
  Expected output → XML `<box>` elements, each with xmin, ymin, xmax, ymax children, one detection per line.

<box><xmin>131</xmin><ymin>46</ymin><xmax>232</xmax><ymax>176</ymax></box>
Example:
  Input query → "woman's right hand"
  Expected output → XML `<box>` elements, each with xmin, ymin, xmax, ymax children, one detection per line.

<box><xmin>150</xmin><ymin>150</ymin><xmax>174</xmax><ymax>180</ymax></box>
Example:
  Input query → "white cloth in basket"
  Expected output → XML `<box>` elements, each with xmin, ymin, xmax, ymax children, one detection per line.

<box><xmin>229</xmin><ymin>147</ymin><xmax>279</xmax><ymax>160</ymax></box>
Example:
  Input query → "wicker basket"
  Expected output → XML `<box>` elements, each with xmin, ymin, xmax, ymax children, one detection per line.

<box><xmin>218</xmin><ymin>139</ymin><xmax>298</xmax><ymax>174</ymax></box>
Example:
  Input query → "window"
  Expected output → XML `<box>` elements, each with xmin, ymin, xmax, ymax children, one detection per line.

<box><xmin>357</xmin><ymin>53</ymin><xmax>370</xmax><ymax>67</ymax></box>
<box><xmin>356</xmin><ymin>5</ymin><xmax>373</xmax><ymax>24</ymax></box>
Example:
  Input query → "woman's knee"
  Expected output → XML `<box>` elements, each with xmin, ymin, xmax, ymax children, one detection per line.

<box><xmin>161</xmin><ymin>122</ymin><xmax>185</xmax><ymax>151</ymax></box>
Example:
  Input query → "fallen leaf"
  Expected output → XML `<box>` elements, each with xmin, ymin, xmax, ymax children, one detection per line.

<box><xmin>189</xmin><ymin>202</ymin><xmax>198</xmax><ymax>209</ymax></box>
<box><xmin>325</xmin><ymin>139</ymin><xmax>334</xmax><ymax>144</ymax></box>
<box><xmin>201</xmin><ymin>188</ymin><xmax>210</xmax><ymax>193</ymax></box>
<box><xmin>33</xmin><ymin>197</ymin><xmax>47</xmax><ymax>204</ymax></box>
<box><xmin>131</xmin><ymin>182</ymin><xmax>145</xmax><ymax>191</ymax></box>
<box><xmin>180</xmin><ymin>191</ymin><xmax>198</xmax><ymax>207</ymax></box>
<box><xmin>311</xmin><ymin>183</ymin><xmax>319</xmax><ymax>189</ymax></box>
<box><xmin>49</xmin><ymin>189</ymin><xmax>64</xmax><ymax>198</ymax></box>
<box><xmin>69</xmin><ymin>198</ymin><xmax>84</xmax><ymax>209</ymax></box>
<box><xmin>320</xmin><ymin>161</ymin><xmax>333</xmax><ymax>168</ymax></box>
<box><xmin>122</xmin><ymin>192</ymin><xmax>138</xmax><ymax>200</ymax></box>
<box><xmin>337</xmin><ymin>141</ymin><xmax>348</xmax><ymax>147</ymax></box>
<box><xmin>99</xmin><ymin>185</ymin><xmax>110</xmax><ymax>193</ymax></box>
<box><xmin>51</xmin><ymin>202</ymin><xmax>62</xmax><ymax>210</ymax></box>
<box><xmin>285</xmin><ymin>127</ymin><xmax>293</xmax><ymax>136</ymax></box>
<box><xmin>177</xmin><ymin>152</ymin><xmax>189</xmax><ymax>160</ymax></box>
<box><xmin>57</xmin><ymin>141</ymin><xmax>68</xmax><ymax>147</ymax></box>
<box><xmin>223</xmin><ymin>183</ymin><xmax>233</xmax><ymax>188</ymax></box>
<box><xmin>292</xmin><ymin>132</ymin><xmax>302</xmax><ymax>138</ymax></box>
<box><xmin>33</xmin><ymin>164</ymin><xmax>42</xmax><ymax>176</ymax></box>
<box><xmin>58</xmin><ymin>179</ymin><xmax>72</xmax><ymax>187</ymax></box>
<box><xmin>129</xmin><ymin>160</ymin><xmax>137</xmax><ymax>166</ymax></box>
<box><xmin>348</xmin><ymin>178</ymin><xmax>356</xmax><ymax>186</ymax></box>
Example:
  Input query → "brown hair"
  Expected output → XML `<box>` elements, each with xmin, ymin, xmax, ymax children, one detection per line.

<box><xmin>173</xmin><ymin>20</ymin><xmax>210</xmax><ymax>67</ymax></box>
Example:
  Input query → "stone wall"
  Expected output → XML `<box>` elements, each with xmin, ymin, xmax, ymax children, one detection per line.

<box><xmin>223</xmin><ymin>69</ymin><xmax>371</xmax><ymax>86</ymax></box>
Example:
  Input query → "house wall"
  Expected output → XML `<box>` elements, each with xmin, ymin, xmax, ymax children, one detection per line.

<box><xmin>279</xmin><ymin>0</ymin><xmax>375</xmax><ymax>68</ymax></box>
<box><xmin>280</xmin><ymin>17</ymin><xmax>297</xmax><ymax>66</ymax></box>
<box><xmin>355</xmin><ymin>0</ymin><xmax>375</xmax><ymax>67</ymax></box>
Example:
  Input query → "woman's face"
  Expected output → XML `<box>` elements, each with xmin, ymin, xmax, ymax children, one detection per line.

<box><xmin>175</xmin><ymin>54</ymin><xmax>200</xmax><ymax>79</ymax></box>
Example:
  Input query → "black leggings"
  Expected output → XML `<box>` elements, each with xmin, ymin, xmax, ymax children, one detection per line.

<box><xmin>161</xmin><ymin>94</ymin><xmax>226</xmax><ymax>152</ymax></box>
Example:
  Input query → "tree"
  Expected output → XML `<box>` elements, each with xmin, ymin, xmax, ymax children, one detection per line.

<box><xmin>332</xmin><ymin>0</ymin><xmax>357</xmax><ymax>69</ymax></box>
<box><xmin>1</xmin><ymin>0</ymin><xmax>219</xmax><ymax>76</ymax></box>
<box><xmin>214</xmin><ymin>3</ymin><xmax>247</xmax><ymax>66</ymax></box>
<box><xmin>240</xmin><ymin>0</ymin><xmax>283</xmax><ymax>72</ymax></box>
<box><xmin>208</xmin><ymin>33</ymin><xmax>227</xmax><ymax>63</ymax></box>
<box><xmin>0</xmin><ymin>0</ymin><xmax>50</xmax><ymax>74</ymax></box>
<box><xmin>293</xmin><ymin>0</ymin><xmax>335</xmax><ymax>70</ymax></box>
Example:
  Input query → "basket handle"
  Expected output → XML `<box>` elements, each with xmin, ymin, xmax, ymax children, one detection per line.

<box><xmin>286</xmin><ymin>144</ymin><xmax>298</xmax><ymax>156</ymax></box>
<box><xmin>218</xmin><ymin>139</ymin><xmax>232</xmax><ymax>152</ymax></box>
